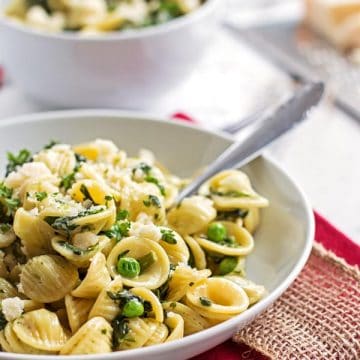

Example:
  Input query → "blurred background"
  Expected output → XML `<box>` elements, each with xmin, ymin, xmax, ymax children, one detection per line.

<box><xmin>0</xmin><ymin>0</ymin><xmax>359</xmax><ymax>241</ymax></box>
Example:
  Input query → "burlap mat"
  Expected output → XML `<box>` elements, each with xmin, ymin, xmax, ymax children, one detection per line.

<box><xmin>233</xmin><ymin>242</ymin><xmax>360</xmax><ymax>360</ymax></box>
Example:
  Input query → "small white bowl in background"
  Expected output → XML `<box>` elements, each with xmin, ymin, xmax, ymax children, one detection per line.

<box><xmin>0</xmin><ymin>0</ymin><xmax>221</xmax><ymax>108</ymax></box>
<box><xmin>0</xmin><ymin>110</ymin><xmax>314</xmax><ymax>360</ymax></box>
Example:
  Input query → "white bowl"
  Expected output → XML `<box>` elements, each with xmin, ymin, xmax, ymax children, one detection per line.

<box><xmin>0</xmin><ymin>0</ymin><xmax>220</xmax><ymax>108</ymax></box>
<box><xmin>0</xmin><ymin>110</ymin><xmax>314</xmax><ymax>360</ymax></box>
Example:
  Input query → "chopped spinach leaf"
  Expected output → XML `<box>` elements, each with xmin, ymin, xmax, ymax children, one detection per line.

<box><xmin>5</xmin><ymin>149</ymin><xmax>32</xmax><ymax>176</ymax></box>
<box><xmin>80</xmin><ymin>184</ymin><xmax>95</xmax><ymax>203</ymax></box>
<box><xmin>210</xmin><ymin>188</ymin><xmax>251</xmax><ymax>198</ymax></box>
<box><xmin>199</xmin><ymin>297</ymin><xmax>212</xmax><ymax>307</ymax></box>
<box><xmin>35</xmin><ymin>191</ymin><xmax>48</xmax><ymax>201</ymax></box>
<box><xmin>116</xmin><ymin>209</ymin><xmax>129</xmax><ymax>221</ymax></box>
<box><xmin>143</xmin><ymin>195</ymin><xmax>161</xmax><ymax>208</ymax></box>
<box><xmin>160</xmin><ymin>229</ymin><xmax>177</xmax><ymax>244</ymax></box>
<box><xmin>102</xmin><ymin>220</ymin><xmax>130</xmax><ymax>242</ymax></box>
<box><xmin>43</xmin><ymin>140</ymin><xmax>59</xmax><ymax>149</ymax></box>
<box><xmin>0</xmin><ymin>311</ymin><xmax>7</xmax><ymax>330</ymax></box>
<box><xmin>57</xmin><ymin>241</ymin><xmax>98</xmax><ymax>256</ymax></box>
<box><xmin>216</xmin><ymin>209</ymin><xmax>249</xmax><ymax>221</ymax></box>
<box><xmin>0</xmin><ymin>223</ymin><xmax>11</xmax><ymax>233</ymax></box>
<box><xmin>111</xmin><ymin>315</ymin><xmax>129</xmax><ymax>349</ymax></box>
<box><xmin>145</xmin><ymin>176</ymin><xmax>166</xmax><ymax>196</ymax></box>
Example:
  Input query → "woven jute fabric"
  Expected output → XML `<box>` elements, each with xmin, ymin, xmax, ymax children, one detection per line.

<box><xmin>233</xmin><ymin>242</ymin><xmax>360</xmax><ymax>360</ymax></box>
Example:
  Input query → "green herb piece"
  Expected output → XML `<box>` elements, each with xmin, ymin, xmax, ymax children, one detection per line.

<box><xmin>116</xmin><ymin>209</ymin><xmax>129</xmax><ymax>221</ymax></box>
<box><xmin>0</xmin><ymin>223</ymin><xmax>11</xmax><ymax>233</ymax></box>
<box><xmin>117</xmin><ymin>257</ymin><xmax>140</xmax><ymax>278</ymax></box>
<box><xmin>80</xmin><ymin>184</ymin><xmax>94</xmax><ymax>203</ymax></box>
<box><xmin>35</xmin><ymin>191</ymin><xmax>47</xmax><ymax>201</ymax></box>
<box><xmin>210</xmin><ymin>188</ymin><xmax>251</xmax><ymax>198</ymax></box>
<box><xmin>60</xmin><ymin>154</ymin><xmax>86</xmax><ymax>191</ymax></box>
<box><xmin>111</xmin><ymin>315</ymin><xmax>129</xmax><ymax>349</ymax></box>
<box><xmin>102</xmin><ymin>220</ymin><xmax>130</xmax><ymax>242</ymax></box>
<box><xmin>218</xmin><ymin>257</ymin><xmax>238</xmax><ymax>275</ymax></box>
<box><xmin>122</xmin><ymin>299</ymin><xmax>144</xmax><ymax>318</ymax></box>
<box><xmin>60</xmin><ymin>172</ymin><xmax>77</xmax><ymax>191</ymax></box>
<box><xmin>143</xmin><ymin>195</ymin><xmax>161</xmax><ymax>208</ymax></box>
<box><xmin>132</xmin><ymin>162</ymin><xmax>152</xmax><ymax>176</ymax></box>
<box><xmin>44</xmin><ymin>208</ymin><xmax>104</xmax><ymax>235</ymax></box>
<box><xmin>207</xmin><ymin>223</ymin><xmax>227</xmax><ymax>243</ymax></box>
<box><xmin>6</xmin><ymin>149</ymin><xmax>32</xmax><ymax>176</ymax></box>
<box><xmin>43</xmin><ymin>140</ymin><xmax>59</xmax><ymax>149</ymax></box>
<box><xmin>57</xmin><ymin>241</ymin><xmax>98</xmax><ymax>256</ymax></box>
<box><xmin>0</xmin><ymin>183</ymin><xmax>12</xmax><ymax>199</ymax></box>
<box><xmin>160</xmin><ymin>229</ymin><xmax>177</xmax><ymax>244</ymax></box>
<box><xmin>170</xmin><ymin>302</ymin><xmax>177</xmax><ymax>309</ymax></box>
<box><xmin>199</xmin><ymin>297</ymin><xmax>212</xmax><ymax>307</ymax></box>
<box><xmin>216</xmin><ymin>209</ymin><xmax>249</xmax><ymax>221</ymax></box>
<box><xmin>101</xmin><ymin>329</ymin><xmax>107</xmax><ymax>334</ymax></box>
<box><xmin>3</xmin><ymin>198</ymin><xmax>20</xmax><ymax>216</ymax></box>
<box><xmin>0</xmin><ymin>311</ymin><xmax>7</xmax><ymax>330</ymax></box>
<box><xmin>138</xmin><ymin>251</ymin><xmax>156</xmax><ymax>273</ymax></box>
<box><xmin>144</xmin><ymin>176</ymin><xmax>166</xmax><ymax>196</ymax></box>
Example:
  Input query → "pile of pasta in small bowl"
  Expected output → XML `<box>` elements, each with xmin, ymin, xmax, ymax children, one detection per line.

<box><xmin>0</xmin><ymin>139</ymin><xmax>267</xmax><ymax>355</ymax></box>
<box><xmin>4</xmin><ymin>0</ymin><xmax>205</xmax><ymax>34</ymax></box>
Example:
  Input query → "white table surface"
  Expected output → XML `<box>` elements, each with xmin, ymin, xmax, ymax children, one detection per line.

<box><xmin>0</xmin><ymin>27</ymin><xmax>359</xmax><ymax>244</ymax></box>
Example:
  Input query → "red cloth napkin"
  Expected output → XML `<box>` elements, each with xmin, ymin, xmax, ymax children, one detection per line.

<box><xmin>171</xmin><ymin>113</ymin><xmax>360</xmax><ymax>360</ymax></box>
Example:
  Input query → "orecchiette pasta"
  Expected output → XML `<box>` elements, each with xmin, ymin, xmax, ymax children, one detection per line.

<box><xmin>0</xmin><ymin>140</ymin><xmax>267</xmax><ymax>355</ymax></box>
<box><xmin>5</xmin><ymin>0</ymin><xmax>204</xmax><ymax>34</ymax></box>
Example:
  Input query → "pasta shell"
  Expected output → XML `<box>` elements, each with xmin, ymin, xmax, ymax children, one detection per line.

<box><xmin>195</xmin><ymin>221</ymin><xmax>254</xmax><ymax>256</ymax></box>
<box><xmin>23</xmin><ymin>300</ymin><xmax>44</xmax><ymax>312</ymax></box>
<box><xmin>224</xmin><ymin>275</ymin><xmax>266</xmax><ymax>305</ymax></box>
<box><xmin>0</xmin><ymin>227</ymin><xmax>16</xmax><ymax>249</ymax></box>
<box><xmin>107</xmin><ymin>236</ymin><xmax>170</xmax><ymax>290</ymax></box>
<box><xmin>33</xmin><ymin>145</ymin><xmax>76</xmax><ymax>177</ymax></box>
<box><xmin>162</xmin><ymin>302</ymin><xmax>209</xmax><ymax>335</ymax></box>
<box><xmin>12</xmin><ymin>309</ymin><xmax>68</xmax><ymax>351</ymax></box>
<box><xmin>167</xmin><ymin>196</ymin><xmax>216</xmax><ymax>235</ymax></box>
<box><xmin>51</xmin><ymin>235</ymin><xmax>100</xmax><ymax>268</ymax></box>
<box><xmin>60</xmin><ymin>317</ymin><xmax>112</xmax><ymax>355</ymax></box>
<box><xmin>130</xmin><ymin>287</ymin><xmax>164</xmax><ymax>322</ymax></box>
<box><xmin>158</xmin><ymin>227</ymin><xmax>189</xmax><ymax>265</ymax></box>
<box><xmin>185</xmin><ymin>278</ymin><xmax>250</xmax><ymax>320</ymax></box>
<box><xmin>0</xmin><ymin>323</ymin><xmax>53</xmax><ymax>354</ymax></box>
<box><xmin>167</xmin><ymin>265</ymin><xmax>211</xmax><ymax>302</ymax></box>
<box><xmin>165</xmin><ymin>312</ymin><xmax>184</xmax><ymax>342</ymax></box>
<box><xmin>144</xmin><ymin>323</ymin><xmax>168</xmax><ymax>346</ymax></box>
<box><xmin>183</xmin><ymin>235</ymin><xmax>207</xmax><ymax>270</ymax></box>
<box><xmin>20</xmin><ymin>255</ymin><xmax>78</xmax><ymax>303</ymax></box>
<box><xmin>13</xmin><ymin>208</ymin><xmax>54</xmax><ymax>257</ymax></box>
<box><xmin>117</xmin><ymin>317</ymin><xmax>151</xmax><ymax>350</ymax></box>
<box><xmin>0</xmin><ymin>278</ymin><xmax>18</xmax><ymax>300</ymax></box>
<box><xmin>243</xmin><ymin>208</ymin><xmax>260</xmax><ymax>234</ymax></box>
<box><xmin>88</xmin><ymin>277</ymin><xmax>123</xmax><ymax>321</ymax></box>
<box><xmin>65</xmin><ymin>295</ymin><xmax>95</xmax><ymax>333</ymax></box>
<box><xmin>199</xmin><ymin>170</ymin><xmax>269</xmax><ymax>210</ymax></box>
<box><xmin>72</xmin><ymin>252</ymin><xmax>111</xmax><ymax>298</ymax></box>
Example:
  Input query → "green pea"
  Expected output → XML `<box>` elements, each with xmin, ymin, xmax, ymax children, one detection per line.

<box><xmin>207</xmin><ymin>223</ymin><xmax>227</xmax><ymax>243</ymax></box>
<box><xmin>122</xmin><ymin>299</ymin><xmax>144</xmax><ymax>318</ymax></box>
<box><xmin>117</xmin><ymin>257</ymin><xmax>140</xmax><ymax>278</ymax></box>
<box><xmin>218</xmin><ymin>257</ymin><xmax>237</xmax><ymax>275</ymax></box>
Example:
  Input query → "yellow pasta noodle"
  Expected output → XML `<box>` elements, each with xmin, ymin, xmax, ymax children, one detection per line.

<box><xmin>65</xmin><ymin>295</ymin><xmax>95</xmax><ymax>333</ymax></box>
<box><xmin>20</xmin><ymin>255</ymin><xmax>78</xmax><ymax>303</ymax></box>
<box><xmin>12</xmin><ymin>309</ymin><xmax>68</xmax><ymax>351</ymax></box>
<box><xmin>60</xmin><ymin>317</ymin><xmax>112</xmax><ymax>355</ymax></box>
<box><xmin>71</xmin><ymin>252</ymin><xmax>111</xmax><ymax>298</ymax></box>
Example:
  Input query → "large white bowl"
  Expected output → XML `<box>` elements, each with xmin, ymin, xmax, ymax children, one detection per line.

<box><xmin>0</xmin><ymin>110</ymin><xmax>314</xmax><ymax>360</ymax></box>
<box><xmin>0</xmin><ymin>0</ymin><xmax>220</xmax><ymax>108</ymax></box>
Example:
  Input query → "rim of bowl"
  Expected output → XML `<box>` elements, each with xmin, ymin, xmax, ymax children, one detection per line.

<box><xmin>0</xmin><ymin>0</ymin><xmax>220</xmax><ymax>41</ymax></box>
<box><xmin>0</xmin><ymin>109</ymin><xmax>314</xmax><ymax>360</ymax></box>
